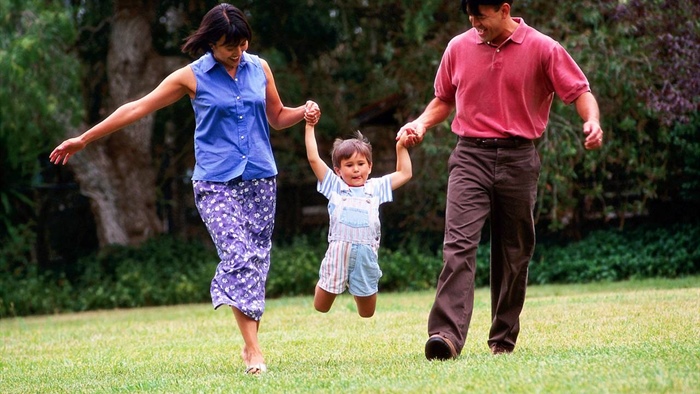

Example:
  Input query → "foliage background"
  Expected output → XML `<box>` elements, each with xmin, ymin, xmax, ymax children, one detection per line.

<box><xmin>1</xmin><ymin>0</ymin><xmax>699</xmax><ymax>317</ymax></box>
<box><xmin>2</xmin><ymin>222</ymin><xmax>698</xmax><ymax>317</ymax></box>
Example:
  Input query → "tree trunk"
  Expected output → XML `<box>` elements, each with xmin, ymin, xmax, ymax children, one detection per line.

<box><xmin>69</xmin><ymin>0</ymin><xmax>185</xmax><ymax>246</ymax></box>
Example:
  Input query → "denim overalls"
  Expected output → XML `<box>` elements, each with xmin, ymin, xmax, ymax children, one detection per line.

<box><xmin>317</xmin><ymin>173</ymin><xmax>392</xmax><ymax>296</ymax></box>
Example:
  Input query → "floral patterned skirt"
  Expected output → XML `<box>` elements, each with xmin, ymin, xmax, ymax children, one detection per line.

<box><xmin>193</xmin><ymin>177</ymin><xmax>276</xmax><ymax>321</ymax></box>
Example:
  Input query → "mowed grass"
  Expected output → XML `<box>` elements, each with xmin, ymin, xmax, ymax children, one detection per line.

<box><xmin>1</xmin><ymin>277</ymin><xmax>698</xmax><ymax>393</ymax></box>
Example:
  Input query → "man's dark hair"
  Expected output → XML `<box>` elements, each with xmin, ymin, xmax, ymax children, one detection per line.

<box><xmin>460</xmin><ymin>0</ymin><xmax>513</xmax><ymax>16</ymax></box>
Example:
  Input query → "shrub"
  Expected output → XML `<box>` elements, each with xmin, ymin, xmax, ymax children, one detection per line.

<box><xmin>1</xmin><ymin>223</ymin><xmax>698</xmax><ymax>318</ymax></box>
<box><xmin>379</xmin><ymin>242</ymin><xmax>493</xmax><ymax>291</ymax></box>
<box><xmin>0</xmin><ymin>236</ymin><xmax>217</xmax><ymax>317</ymax></box>
<box><xmin>71</xmin><ymin>236</ymin><xmax>216</xmax><ymax>311</ymax></box>
<box><xmin>267</xmin><ymin>233</ymin><xmax>326</xmax><ymax>298</ymax></box>
<box><xmin>529</xmin><ymin>222</ymin><xmax>700</xmax><ymax>284</ymax></box>
<box><xmin>0</xmin><ymin>265</ymin><xmax>74</xmax><ymax>317</ymax></box>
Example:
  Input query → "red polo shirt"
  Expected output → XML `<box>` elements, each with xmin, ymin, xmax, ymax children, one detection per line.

<box><xmin>434</xmin><ymin>18</ymin><xmax>590</xmax><ymax>140</ymax></box>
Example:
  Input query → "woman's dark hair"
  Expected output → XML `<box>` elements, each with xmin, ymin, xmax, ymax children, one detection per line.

<box><xmin>181</xmin><ymin>3</ymin><xmax>252</xmax><ymax>57</ymax></box>
<box><xmin>461</xmin><ymin>0</ymin><xmax>513</xmax><ymax>16</ymax></box>
<box><xmin>331</xmin><ymin>131</ymin><xmax>373</xmax><ymax>169</ymax></box>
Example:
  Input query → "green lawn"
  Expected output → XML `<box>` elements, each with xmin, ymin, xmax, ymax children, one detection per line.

<box><xmin>1</xmin><ymin>277</ymin><xmax>698</xmax><ymax>393</ymax></box>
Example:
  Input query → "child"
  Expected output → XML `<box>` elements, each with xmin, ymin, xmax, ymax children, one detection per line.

<box><xmin>303</xmin><ymin>106</ymin><xmax>412</xmax><ymax>317</ymax></box>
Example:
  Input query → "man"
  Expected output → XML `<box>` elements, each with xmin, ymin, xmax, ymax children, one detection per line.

<box><xmin>397</xmin><ymin>0</ymin><xmax>603</xmax><ymax>360</ymax></box>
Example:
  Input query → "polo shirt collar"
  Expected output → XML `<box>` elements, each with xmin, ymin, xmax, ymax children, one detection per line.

<box><xmin>509</xmin><ymin>17</ymin><xmax>526</xmax><ymax>44</ymax></box>
<box><xmin>201</xmin><ymin>51</ymin><xmax>252</xmax><ymax>73</ymax></box>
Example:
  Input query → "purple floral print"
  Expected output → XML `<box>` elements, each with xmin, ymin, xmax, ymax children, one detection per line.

<box><xmin>193</xmin><ymin>177</ymin><xmax>276</xmax><ymax>321</ymax></box>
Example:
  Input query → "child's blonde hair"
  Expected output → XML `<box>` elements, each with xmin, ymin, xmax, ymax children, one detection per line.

<box><xmin>331</xmin><ymin>130</ymin><xmax>373</xmax><ymax>169</ymax></box>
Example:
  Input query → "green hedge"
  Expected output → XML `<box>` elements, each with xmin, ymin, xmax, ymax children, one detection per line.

<box><xmin>529</xmin><ymin>222</ymin><xmax>700</xmax><ymax>284</ymax></box>
<box><xmin>0</xmin><ymin>237</ymin><xmax>215</xmax><ymax>317</ymax></box>
<box><xmin>1</xmin><ymin>223</ymin><xmax>698</xmax><ymax>318</ymax></box>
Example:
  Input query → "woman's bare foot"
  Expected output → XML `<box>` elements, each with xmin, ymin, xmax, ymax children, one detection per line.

<box><xmin>242</xmin><ymin>347</ymin><xmax>266</xmax><ymax>375</ymax></box>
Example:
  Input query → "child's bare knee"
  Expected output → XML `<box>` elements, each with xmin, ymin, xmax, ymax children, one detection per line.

<box><xmin>315</xmin><ymin>305</ymin><xmax>330</xmax><ymax>313</ymax></box>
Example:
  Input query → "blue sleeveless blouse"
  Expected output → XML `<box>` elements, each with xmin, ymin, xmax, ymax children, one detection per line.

<box><xmin>189</xmin><ymin>51</ymin><xmax>276</xmax><ymax>181</ymax></box>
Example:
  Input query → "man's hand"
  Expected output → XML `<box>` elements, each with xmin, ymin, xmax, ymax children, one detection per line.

<box><xmin>583</xmin><ymin>120</ymin><xmax>603</xmax><ymax>150</ymax></box>
<box><xmin>396</xmin><ymin>122</ymin><xmax>426</xmax><ymax>148</ymax></box>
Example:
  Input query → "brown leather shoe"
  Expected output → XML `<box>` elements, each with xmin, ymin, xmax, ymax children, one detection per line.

<box><xmin>489</xmin><ymin>343</ymin><xmax>514</xmax><ymax>355</ymax></box>
<box><xmin>425</xmin><ymin>334</ymin><xmax>458</xmax><ymax>360</ymax></box>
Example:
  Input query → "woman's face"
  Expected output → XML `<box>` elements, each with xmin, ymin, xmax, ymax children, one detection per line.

<box><xmin>211</xmin><ymin>36</ymin><xmax>248</xmax><ymax>71</ymax></box>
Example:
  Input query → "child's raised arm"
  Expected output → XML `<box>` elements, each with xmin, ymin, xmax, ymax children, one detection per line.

<box><xmin>304</xmin><ymin>106</ymin><xmax>329</xmax><ymax>183</ymax></box>
<box><xmin>390</xmin><ymin>133</ymin><xmax>412</xmax><ymax>190</ymax></box>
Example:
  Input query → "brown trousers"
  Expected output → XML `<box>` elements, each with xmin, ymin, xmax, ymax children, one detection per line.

<box><xmin>428</xmin><ymin>137</ymin><xmax>540</xmax><ymax>354</ymax></box>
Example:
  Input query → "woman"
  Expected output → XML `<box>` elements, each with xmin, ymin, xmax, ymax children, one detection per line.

<box><xmin>50</xmin><ymin>3</ymin><xmax>320</xmax><ymax>374</ymax></box>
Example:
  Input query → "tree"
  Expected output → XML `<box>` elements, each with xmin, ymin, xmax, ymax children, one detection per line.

<box><xmin>0</xmin><ymin>0</ymin><xmax>83</xmax><ymax>267</ymax></box>
<box><xmin>63</xmin><ymin>0</ymin><xmax>199</xmax><ymax>246</ymax></box>
<box><xmin>297</xmin><ymin>0</ymin><xmax>700</xmax><ymax>241</ymax></box>
<box><xmin>9</xmin><ymin>0</ymin><xmax>696</xmax><ymax>259</ymax></box>
<box><xmin>614</xmin><ymin>0</ymin><xmax>700</xmax><ymax>208</ymax></box>
<box><xmin>65</xmin><ymin>0</ymin><xmax>331</xmax><ymax>247</ymax></box>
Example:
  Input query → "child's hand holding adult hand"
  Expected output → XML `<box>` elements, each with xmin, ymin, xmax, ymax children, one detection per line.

<box><xmin>396</xmin><ymin>122</ymin><xmax>425</xmax><ymax>148</ymax></box>
<box><xmin>304</xmin><ymin>100</ymin><xmax>321</xmax><ymax>125</ymax></box>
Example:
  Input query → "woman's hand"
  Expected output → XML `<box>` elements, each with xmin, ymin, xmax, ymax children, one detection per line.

<box><xmin>304</xmin><ymin>100</ymin><xmax>321</xmax><ymax>126</ymax></box>
<box><xmin>49</xmin><ymin>137</ymin><xmax>86</xmax><ymax>165</ymax></box>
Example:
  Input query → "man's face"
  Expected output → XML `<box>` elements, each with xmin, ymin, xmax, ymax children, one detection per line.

<box><xmin>469</xmin><ymin>4</ymin><xmax>506</xmax><ymax>44</ymax></box>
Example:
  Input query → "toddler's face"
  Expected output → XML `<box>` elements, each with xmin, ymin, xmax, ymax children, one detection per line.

<box><xmin>335</xmin><ymin>152</ymin><xmax>372</xmax><ymax>187</ymax></box>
